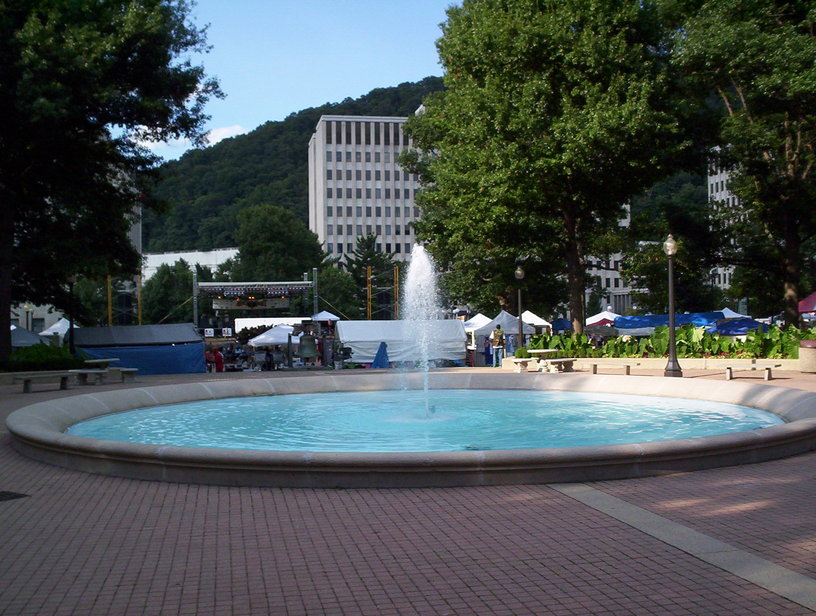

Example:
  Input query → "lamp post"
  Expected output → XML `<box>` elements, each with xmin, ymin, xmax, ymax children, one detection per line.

<box><xmin>22</xmin><ymin>302</ymin><xmax>33</xmax><ymax>331</ymax></box>
<box><xmin>67</xmin><ymin>275</ymin><xmax>76</xmax><ymax>356</ymax></box>
<box><xmin>663</xmin><ymin>235</ymin><xmax>682</xmax><ymax>377</ymax></box>
<box><xmin>515</xmin><ymin>265</ymin><xmax>525</xmax><ymax>348</ymax></box>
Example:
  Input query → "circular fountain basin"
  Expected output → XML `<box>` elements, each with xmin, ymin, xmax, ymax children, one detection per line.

<box><xmin>7</xmin><ymin>372</ymin><xmax>816</xmax><ymax>488</ymax></box>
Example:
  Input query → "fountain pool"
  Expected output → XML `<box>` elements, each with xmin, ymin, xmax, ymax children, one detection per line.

<box><xmin>7</xmin><ymin>372</ymin><xmax>816</xmax><ymax>487</ymax></box>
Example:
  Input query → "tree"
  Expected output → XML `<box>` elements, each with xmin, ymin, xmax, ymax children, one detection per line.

<box><xmin>314</xmin><ymin>262</ymin><xmax>363</xmax><ymax>320</ymax></box>
<box><xmin>403</xmin><ymin>0</ymin><xmax>689</xmax><ymax>333</ymax></box>
<box><xmin>0</xmin><ymin>0</ymin><xmax>220</xmax><ymax>359</ymax></box>
<box><xmin>228</xmin><ymin>204</ymin><xmax>324</xmax><ymax>281</ymax></box>
<box><xmin>141</xmin><ymin>260</ymin><xmax>196</xmax><ymax>324</ymax></box>
<box><xmin>342</xmin><ymin>235</ymin><xmax>398</xmax><ymax>319</ymax></box>
<box><xmin>672</xmin><ymin>0</ymin><xmax>816</xmax><ymax>326</ymax></box>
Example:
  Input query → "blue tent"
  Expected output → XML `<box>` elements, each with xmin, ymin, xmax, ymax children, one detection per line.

<box><xmin>550</xmin><ymin>318</ymin><xmax>572</xmax><ymax>332</ymax></box>
<box><xmin>707</xmin><ymin>318</ymin><xmax>767</xmax><ymax>335</ymax></box>
<box><xmin>370</xmin><ymin>341</ymin><xmax>390</xmax><ymax>369</ymax></box>
<box><xmin>75</xmin><ymin>323</ymin><xmax>205</xmax><ymax>375</ymax></box>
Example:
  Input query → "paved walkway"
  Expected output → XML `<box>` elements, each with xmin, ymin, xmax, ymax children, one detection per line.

<box><xmin>0</xmin><ymin>368</ymin><xmax>814</xmax><ymax>615</ymax></box>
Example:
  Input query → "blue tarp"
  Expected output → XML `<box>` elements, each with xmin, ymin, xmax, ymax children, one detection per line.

<box><xmin>79</xmin><ymin>342</ymin><xmax>206</xmax><ymax>375</ymax></box>
<box><xmin>707</xmin><ymin>318</ymin><xmax>767</xmax><ymax>335</ymax></box>
<box><xmin>551</xmin><ymin>318</ymin><xmax>572</xmax><ymax>332</ymax></box>
<box><xmin>370</xmin><ymin>341</ymin><xmax>390</xmax><ymax>369</ymax></box>
<box><xmin>615</xmin><ymin>312</ymin><xmax>724</xmax><ymax>329</ymax></box>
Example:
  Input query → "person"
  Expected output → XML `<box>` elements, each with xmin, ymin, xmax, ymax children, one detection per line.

<box><xmin>204</xmin><ymin>348</ymin><xmax>215</xmax><ymax>373</ymax></box>
<box><xmin>491</xmin><ymin>324</ymin><xmax>506</xmax><ymax>368</ymax></box>
<box><xmin>213</xmin><ymin>348</ymin><xmax>225</xmax><ymax>373</ymax></box>
<box><xmin>482</xmin><ymin>335</ymin><xmax>492</xmax><ymax>366</ymax></box>
<box><xmin>255</xmin><ymin>348</ymin><xmax>267</xmax><ymax>371</ymax></box>
<box><xmin>271</xmin><ymin>345</ymin><xmax>285</xmax><ymax>371</ymax></box>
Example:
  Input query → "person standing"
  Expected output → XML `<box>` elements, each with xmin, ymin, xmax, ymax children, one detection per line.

<box><xmin>491</xmin><ymin>324</ymin><xmax>506</xmax><ymax>368</ymax></box>
<box><xmin>213</xmin><ymin>348</ymin><xmax>225</xmax><ymax>373</ymax></box>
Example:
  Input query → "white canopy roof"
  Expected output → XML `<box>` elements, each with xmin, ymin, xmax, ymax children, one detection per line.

<box><xmin>586</xmin><ymin>310</ymin><xmax>620</xmax><ymax>326</ymax></box>
<box><xmin>720</xmin><ymin>307</ymin><xmax>750</xmax><ymax>319</ymax></box>
<box><xmin>473</xmin><ymin>310</ymin><xmax>535</xmax><ymax>337</ymax></box>
<box><xmin>522</xmin><ymin>310</ymin><xmax>551</xmax><ymax>328</ymax></box>
<box><xmin>336</xmin><ymin>320</ymin><xmax>466</xmax><ymax>363</ymax></box>
<box><xmin>247</xmin><ymin>325</ymin><xmax>302</xmax><ymax>347</ymax></box>
<box><xmin>37</xmin><ymin>317</ymin><xmax>78</xmax><ymax>339</ymax></box>
<box><xmin>463</xmin><ymin>313</ymin><xmax>491</xmax><ymax>332</ymax></box>
<box><xmin>234</xmin><ymin>316</ymin><xmax>309</xmax><ymax>333</ymax></box>
<box><xmin>311</xmin><ymin>310</ymin><xmax>340</xmax><ymax>321</ymax></box>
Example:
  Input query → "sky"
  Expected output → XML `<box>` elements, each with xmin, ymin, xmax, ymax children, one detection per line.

<box><xmin>149</xmin><ymin>0</ymin><xmax>455</xmax><ymax>160</ymax></box>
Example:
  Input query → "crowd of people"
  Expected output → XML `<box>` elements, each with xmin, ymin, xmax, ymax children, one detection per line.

<box><xmin>204</xmin><ymin>345</ymin><xmax>286</xmax><ymax>373</ymax></box>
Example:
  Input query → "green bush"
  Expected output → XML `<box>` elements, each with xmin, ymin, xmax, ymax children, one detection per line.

<box><xmin>0</xmin><ymin>344</ymin><xmax>87</xmax><ymax>372</ymax></box>
<box><xmin>514</xmin><ymin>347</ymin><xmax>530</xmax><ymax>358</ymax></box>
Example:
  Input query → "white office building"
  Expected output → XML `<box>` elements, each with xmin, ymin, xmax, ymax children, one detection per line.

<box><xmin>708</xmin><ymin>161</ymin><xmax>737</xmax><ymax>289</ymax></box>
<box><xmin>308</xmin><ymin>115</ymin><xmax>422</xmax><ymax>260</ymax></box>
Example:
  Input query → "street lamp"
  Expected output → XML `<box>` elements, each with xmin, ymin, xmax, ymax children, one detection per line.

<box><xmin>22</xmin><ymin>302</ymin><xmax>33</xmax><ymax>331</ymax></box>
<box><xmin>663</xmin><ymin>235</ymin><xmax>682</xmax><ymax>377</ymax></box>
<box><xmin>515</xmin><ymin>265</ymin><xmax>525</xmax><ymax>348</ymax></box>
<box><xmin>67</xmin><ymin>275</ymin><xmax>77</xmax><ymax>356</ymax></box>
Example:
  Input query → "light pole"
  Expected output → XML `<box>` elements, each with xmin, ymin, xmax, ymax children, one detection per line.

<box><xmin>22</xmin><ymin>302</ymin><xmax>33</xmax><ymax>331</ymax></box>
<box><xmin>67</xmin><ymin>275</ymin><xmax>76</xmax><ymax>356</ymax></box>
<box><xmin>663</xmin><ymin>235</ymin><xmax>682</xmax><ymax>377</ymax></box>
<box><xmin>515</xmin><ymin>265</ymin><xmax>525</xmax><ymax>349</ymax></box>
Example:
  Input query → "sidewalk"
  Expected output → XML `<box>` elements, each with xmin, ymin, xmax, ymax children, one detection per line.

<box><xmin>0</xmin><ymin>368</ymin><xmax>814</xmax><ymax>615</ymax></box>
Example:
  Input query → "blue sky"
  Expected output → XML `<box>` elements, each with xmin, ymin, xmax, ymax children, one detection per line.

<box><xmin>150</xmin><ymin>0</ymin><xmax>455</xmax><ymax>159</ymax></box>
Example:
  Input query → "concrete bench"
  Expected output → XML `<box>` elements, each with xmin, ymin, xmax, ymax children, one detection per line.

<box><xmin>588</xmin><ymin>362</ymin><xmax>636</xmax><ymax>375</ymax></box>
<box><xmin>118</xmin><ymin>367</ymin><xmax>139</xmax><ymax>383</ymax></box>
<box><xmin>511</xmin><ymin>357</ymin><xmax>537</xmax><ymax>373</ymax></box>
<box><xmin>539</xmin><ymin>358</ymin><xmax>577</xmax><ymax>373</ymax></box>
<box><xmin>69</xmin><ymin>368</ymin><xmax>108</xmax><ymax>385</ymax></box>
<box><xmin>13</xmin><ymin>372</ymin><xmax>72</xmax><ymax>393</ymax></box>
<box><xmin>724</xmin><ymin>363</ymin><xmax>781</xmax><ymax>381</ymax></box>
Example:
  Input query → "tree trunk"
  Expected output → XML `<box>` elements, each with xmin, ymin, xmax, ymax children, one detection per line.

<box><xmin>782</xmin><ymin>216</ymin><xmax>802</xmax><ymax>328</ymax></box>
<box><xmin>0</xmin><ymin>202</ymin><xmax>14</xmax><ymax>361</ymax></box>
<box><xmin>563</xmin><ymin>211</ymin><xmax>585</xmax><ymax>334</ymax></box>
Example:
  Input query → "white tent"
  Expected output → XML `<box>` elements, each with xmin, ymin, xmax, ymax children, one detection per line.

<box><xmin>234</xmin><ymin>316</ymin><xmax>308</xmax><ymax>334</ymax></box>
<box><xmin>311</xmin><ymin>310</ymin><xmax>340</xmax><ymax>321</ymax></box>
<box><xmin>522</xmin><ymin>310</ymin><xmax>551</xmax><ymax>328</ymax></box>
<box><xmin>247</xmin><ymin>325</ymin><xmax>302</xmax><ymax>347</ymax></box>
<box><xmin>473</xmin><ymin>310</ymin><xmax>535</xmax><ymax>337</ymax></box>
<box><xmin>463</xmin><ymin>313</ymin><xmax>491</xmax><ymax>332</ymax></box>
<box><xmin>720</xmin><ymin>307</ymin><xmax>750</xmax><ymax>319</ymax></box>
<box><xmin>37</xmin><ymin>317</ymin><xmax>78</xmax><ymax>342</ymax></box>
<box><xmin>336</xmin><ymin>320</ymin><xmax>466</xmax><ymax>363</ymax></box>
<box><xmin>586</xmin><ymin>310</ymin><xmax>620</xmax><ymax>326</ymax></box>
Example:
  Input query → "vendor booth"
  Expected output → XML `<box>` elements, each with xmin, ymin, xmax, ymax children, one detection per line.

<box><xmin>336</xmin><ymin>320</ymin><xmax>467</xmax><ymax>364</ymax></box>
<box><xmin>74</xmin><ymin>323</ymin><xmax>205</xmax><ymax>374</ymax></box>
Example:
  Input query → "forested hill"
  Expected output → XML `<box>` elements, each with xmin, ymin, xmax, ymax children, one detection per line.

<box><xmin>142</xmin><ymin>76</ymin><xmax>445</xmax><ymax>252</ymax></box>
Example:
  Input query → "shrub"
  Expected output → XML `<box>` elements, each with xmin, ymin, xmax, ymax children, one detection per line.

<box><xmin>0</xmin><ymin>344</ymin><xmax>87</xmax><ymax>372</ymax></box>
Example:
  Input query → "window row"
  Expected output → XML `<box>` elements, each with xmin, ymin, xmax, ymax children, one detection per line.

<box><xmin>327</xmin><ymin>169</ymin><xmax>415</xmax><ymax>181</ymax></box>
<box><xmin>327</xmin><ymin>187</ymin><xmax>414</xmax><ymax>200</ymax></box>
<box><xmin>326</xmin><ymin>150</ymin><xmax>409</xmax><ymax>164</ymax></box>
<box><xmin>324</xmin><ymin>120</ymin><xmax>409</xmax><ymax>147</ymax></box>
<box><xmin>328</xmin><ymin>224</ymin><xmax>412</xmax><ymax>236</ymax></box>
<box><xmin>327</xmin><ymin>242</ymin><xmax>413</xmax><ymax>255</ymax></box>
<box><xmin>327</xmin><ymin>205</ymin><xmax>420</xmax><ymax>218</ymax></box>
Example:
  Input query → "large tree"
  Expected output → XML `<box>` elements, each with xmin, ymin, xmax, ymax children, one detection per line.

<box><xmin>0</xmin><ymin>0</ymin><xmax>220</xmax><ymax>359</ymax></box>
<box><xmin>403</xmin><ymin>0</ymin><xmax>689</xmax><ymax>332</ymax></box>
<box><xmin>672</xmin><ymin>0</ymin><xmax>816</xmax><ymax>326</ymax></box>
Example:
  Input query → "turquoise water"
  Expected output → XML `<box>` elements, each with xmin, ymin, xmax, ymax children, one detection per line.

<box><xmin>65</xmin><ymin>389</ymin><xmax>784</xmax><ymax>453</ymax></box>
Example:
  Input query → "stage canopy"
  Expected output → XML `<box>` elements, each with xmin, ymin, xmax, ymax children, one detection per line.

<box><xmin>336</xmin><ymin>320</ymin><xmax>466</xmax><ymax>363</ymax></box>
<box><xmin>247</xmin><ymin>326</ymin><xmax>302</xmax><ymax>347</ymax></box>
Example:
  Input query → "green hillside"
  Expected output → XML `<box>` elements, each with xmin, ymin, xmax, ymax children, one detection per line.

<box><xmin>143</xmin><ymin>77</ymin><xmax>445</xmax><ymax>252</ymax></box>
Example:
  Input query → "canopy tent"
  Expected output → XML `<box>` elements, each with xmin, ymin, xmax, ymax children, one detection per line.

<box><xmin>720</xmin><ymin>307</ymin><xmax>750</xmax><ymax>319</ymax></box>
<box><xmin>550</xmin><ymin>318</ymin><xmax>572</xmax><ymax>333</ymax></box>
<box><xmin>247</xmin><ymin>325</ymin><xmax>302</xmax><ymax>347</ymax></box>
<box><xmin>311</xmin><ymin>310</ymin><xmax>340</xmax><ymax>321</ymax></box>
<box><xmin>586</xmin><ymin>310</ymin><xmax>620</xmax><ymax>327</ymax></box>
<box><xmin>463</xmin><ymin>313</ymin><xmax>491</xmax><ymax>332</ymax></box>
<box><xmin>799</xmin><ymin>291</ymin><xmax>816</xmax><ymax>313</ymax></box>
<box><xmin>473</xmin><ymin>310</ymin><xmax>535</xmax><ymax>337</ymax></box>
<box><xmin>336</xmin><ymin>320</ymin><xmax>466</xmax><ymax>363</ymax></box>
<box><xmin>707</xmin><ymin>318</ymin><xmax>767</xmax><ymax>335</ymax></box>
<box><xmin>10</xmin><ymin>325</ymin><xmax>43</xmax><ymax>348</ymax></box>
<box><xmin>521</xmin><ymin>310</ymin><xmax>551</xmax><ymax>328</ymax></box>
<box><xmin>234</xmin><ymin>316</ymin><xmax>309</xmax><ymax>333</ymax></box>
<box><xmin>75</xmin><ymin>323</ymin><xmax>205</xmax><ymax>374</ymax></box>
<box><xmin>37</xmin><ymin>317</ymin><xmax>78</xmax><ymax>343</ymax></box>
<box><xmin>614</xmin><ymin>312</ymin><xmax>724</xmax><ymax>336</ymax></box>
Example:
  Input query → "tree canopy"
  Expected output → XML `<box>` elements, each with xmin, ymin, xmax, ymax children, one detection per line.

<box><xmin>403</xmin><ymin>0</ymin><xmax>690</xmax><ymax>331</ymax></box>
<box><xmin>0</xmin><ymin>0</ymin><xmax>219</xmax><ymax>359</ymax></box>
<box><xmin>673</xmin><ymin>0</ymin><xmax>816</xmax><ymax>325</ymax></box>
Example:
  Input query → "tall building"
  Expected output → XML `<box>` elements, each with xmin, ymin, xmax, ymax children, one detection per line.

<box><xmin>308</xmin><ymin>115</ymin><xmax>422</xmax><ymax>260</ymax></box>
<box><xmin>708</xmin><ymin>161</ymin><xmax>737</xmax><ymax>289</ymax></box>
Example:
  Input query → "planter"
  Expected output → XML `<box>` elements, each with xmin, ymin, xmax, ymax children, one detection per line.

<box><xmin>800</xmin><ymin>340</ymin><xmax>816</xmax><ymax>373</ymax></box>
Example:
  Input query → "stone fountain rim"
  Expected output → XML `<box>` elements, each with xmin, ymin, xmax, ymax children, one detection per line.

<box><xmin>7</xmin><ymin>372</ymin><xmax>816</xmax><ymax>488</ymax></box>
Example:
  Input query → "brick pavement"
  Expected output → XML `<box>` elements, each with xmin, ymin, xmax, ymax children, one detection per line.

<box><xmin>0</xmin><ymin>368</ymin><xmax>814</xmax><ymax>615</ymax></box>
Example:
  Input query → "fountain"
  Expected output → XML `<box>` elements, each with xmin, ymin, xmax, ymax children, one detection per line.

<box><xmin>402</xmin><ymin>244</ymin><xmax>442</xmax><ymax>416</ymax></box>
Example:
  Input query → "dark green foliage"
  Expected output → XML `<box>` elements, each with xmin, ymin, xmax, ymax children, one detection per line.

<box><xmin>342</xmin><ymin>235</ymin><xmax>397</xmax><ymax>319</ymax></box>
<box><xmin>143</xmin><ymin>77</ymin><xmax>445</xmax><ymax>251</ymax></box>
<box><xmin>1</xmin><ymin>344</ymin><xmax>86</xmax><ymax>372</ymax></box>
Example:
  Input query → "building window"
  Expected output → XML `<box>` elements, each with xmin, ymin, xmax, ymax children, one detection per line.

<box><xmin>345</xmin><ymin>169</ymin><xmax>352</xmax><ymax>180</ymax></box>
<box><xmin>327</xmin><ymin>243</ymin><xmax>333</xmax><ymax>253</ymax></box>
<box><xmin>395</xmin><ymin>243</ymin><xmax>401</xmax><ymax>253</ymax></box>
<box><xmin>385</xmin><ymin>224</ymin><xmax>391</xmax><ymax>235</ymax></box>
<box><xmin>365</xmin><ymin>188</ymin><xmax>371</xmax><ymax>199</ymax></box>
<box><xmin>395</xmin><ymin>207</ymin><xmax>401</xmax><ymax>217</ymax></box>
<box><xmin>365</xmin><ymin>206</ymin><xmax>371</xmax><ymax>217</ymax></box>
<box><xmin>346</xmin><ymin>206</ymin><xmax>352</xmax><ymax>217</ymax></box>
<box><xmin>375</xmin><ymin>188</ymin><xmax>382</xmax><ymax>199</ymax></box>
<box><xmin>365</xmin><ymin>151</ymin><xmax>371</xmax><ymax>163</ymax></box>
<box><xmin>346</xmin><ymin>151</ymin><xmax>352</xmax><ymax>162</ymax></box>
<box><xmin>356</xmin><ymin>225</ymin><xmax>363</xmax><ymax>235</ymax></box>
<box><xmin>345</xmin><ymin>188</ymin><xmax>352</xmax><ymax>199</ymax></box>
<box><xmin>614</xmin><ymin>278</ymin><xmax>620</xmax><ymax>288</ymax></box>
<box><xmin>374</xmin><ymin>122</ymin><xmax>381</xmax><ymax>145</ymax></box>
<box><xmin>327</xmin><ymin>224</ymin><xmax>333</xmax><ymax>235</ymax></box>
<box><xmin>384</xmin><ymin>152</ymin><xmax>391</xmax><ymax>163</ymax></box>
<box><xmin>376</xmin><ymin>243</ymin><xmax>382</xmax><ymax>252</ymax></box>
<box><xmin>355</xmin><ymin>169</ymin><xmax>362</xmax><ymax>181</ymax></box>
<box><xmin>366</xmin><ymin>225</ymin><xmax>372</xmax><ymax>234</ymax></box>
<box><xmin>396</xmin><ymin>225</ymin><xmax>401</xmax><ymax>235</ymax></box>
<box><xmin>394</xmin><ymin>170</ymin><xmax>400</xmax><ymax>181</ymax></box>
<box><xmin>337</xmin><ymin>244</ymin><xmax>343</xmax><ymax>254</ymax></box>
<box><xmin>375</xmin><ymin>170</ymin><xmax>381</xmax><ymax>181</ymax></box>
<box><xmin>355</xmin><ymin>151</ymin><xmax>361</xmax><ymax>163</ymax></box>
<box><xmin>376</xmin><ymin>224</ymin><xmax>382</xmax><ymax>234</ymax></box>
<box><xmin>326</xmin><ymin>151</ymin><xmax>332</xmax><ymax>162</ymax></box>
<box><xmin>405</xmin><ymin>242</ymin><xmax>411</xmax><ymax>253</ymax></box>
<box><xmin>356</xmin><ymin>188</ymin><xmax>362</xmax><ymax>199</ymax></box>
<box><xmin>375</xmin><ymin>207</ymin><xmax>381</xmax><ymax>216</ymax></box>
<box><xmin>375</xmin><ymin>152</ymin><xmax>381</xmax><ymax>163</ymax></box>
<box><xmin>605</xmin><ymin>278</ymin><xmax>611</xmax><ymax>288</ymax></box>
<box><xmin>385</xmin><ymin>189</ymin><xmax>391</xmax><ymax>199</ymax></box>
<box><xmin>385</xmin><ymin>170</ymin><xmax>391</xmax><ymax>181</ymax></box>
<box><xmin>386</xmin><ymin>243</ymin><xmax>392</xmax><ymax>252</ymax></box>
<box><xmin>346</xmin><ymin>224</ymin><xmax>352</xmax><ymax>235</ymax></box>
<box><xmin>325</xmin><ymin>121</ymin><xmax>332</xmax><ymax>144</ymax></box>
<box><xmin>326</xmin><ymin>169</ymin><xmax>332</xmax><ymax>180</ymax></box>
<box><xmin>365</xmin><ymin>170</ymin><xmax>371</xmax><ymax>180</ymax></box>
<box><xmin>337</xmin><ymin>225</ymin><xmax>343</xmax><ymax>235</ymax></box>
<box><xmin>384</xmin><ymin>206</ymin><xmax>391</xmax><ymax>217</ymax></box>
<box><xmin>326</xmin><ymin>187</ymin><xmax>333</xmax><ymax>198</ymax></box>
<box><xmin>327</xmin><ymin>206</ymin><xmax>333</xmax><ymax>217</ymax></box>
<box><xmin>347</xmin><ymin>243</ymin><xmax>352</xmax><ymax>253</ymax></box>
<box><xmin>356</xmin><ymin>206</ymin><xmax>362</xmax><ymax>217</ymax></box>
<box><xmin>355</xmin><ymin>122</ymin><xmax>361</xmax><ymax>145</ymax></box>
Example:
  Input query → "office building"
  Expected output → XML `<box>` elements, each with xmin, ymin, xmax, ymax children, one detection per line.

<box><xmin>308</xmin><ymin>115</ymin><xmax>422</xmax><ymax>260</ymax></box>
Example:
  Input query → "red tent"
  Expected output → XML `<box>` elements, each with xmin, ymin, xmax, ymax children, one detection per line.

<box><xmin>799</xmin><ymin>291</ymin><xmax>816</xmax><ymax>313</ymax></box>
